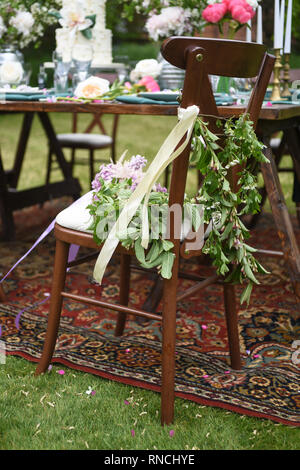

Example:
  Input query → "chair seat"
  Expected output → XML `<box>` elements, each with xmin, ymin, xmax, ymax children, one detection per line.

<box><xmin>56</xmin><ymin>191</ymin><xmax>94</xmax><ymax>233</ymax></box>
<box><xmin>56</xmin><ymin>191</ymin><xmax>193</xmax><ymax>239</ymax></box>
<box><xmin>270</xmin><ymin>137</ymin><xmax>281</xmax><ymax>149</ymax></box>
<box><xmin>57</xmin><ymin>133</ymin><xmax>113</xmax><ymax>149</ymax></box>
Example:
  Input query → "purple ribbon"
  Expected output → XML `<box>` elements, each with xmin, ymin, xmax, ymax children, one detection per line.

<box><xmin>0</xmin><ymin>220</ymin><xmax>55</xmax><ymax>285</ymax></box>
<box><xmin>0</xmin><ymin>219</ymin><xmax>80</xmax><ymax>334</ymax></box>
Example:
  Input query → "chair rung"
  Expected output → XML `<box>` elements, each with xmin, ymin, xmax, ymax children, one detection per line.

<box><xmin>67</xmin><ymin>251</ymin><xmax>99</xmax><ymax>268</ymax></box>
<box><xmin>256</xmin><ymin>248</ymin><xmax>283</xmax><ymax>257</ymax></box>
<box><xmin>61</xmin><ymin>291</ymin><xmax>162</xmax><ymax>321</ymax></box>
<box><xmin>176</xmin><ymin>274</ymin><xmax>219</xmax><ymax>302</ymax></box>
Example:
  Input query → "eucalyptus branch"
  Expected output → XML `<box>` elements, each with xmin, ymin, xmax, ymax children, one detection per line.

<box><xmin>192</xmin><ymin>114</ymin><xmax>270</xmax><ymax>305</ymax></box>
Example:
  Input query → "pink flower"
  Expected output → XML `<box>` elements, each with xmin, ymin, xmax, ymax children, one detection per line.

<box><xmin>202</xmin><ymin>2</ymin><xmax>227</xmax><ymax>23</ymax></box>
<box><xmin>138</xmin><ymin>75</ymin><xmax>160</xmax><ymax>92</ymax></box>
<box><xmin>228</xmin><ymin>0</ymin><xmax>255</xmax><ymax>23</ymax></box>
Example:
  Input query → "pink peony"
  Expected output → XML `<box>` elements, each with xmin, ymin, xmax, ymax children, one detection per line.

<box><xmin>202</xmin><ymin>2</ymin><xmax>228</xmax><ymax>23</ymax></box>
<box><xmin>138</xmin><ymin>75</ymin><xmax>160</xmax><ymax>92</ymax></box>
<box><xmin>228</xmin><ymin>0</ymin><xmax>255</xmax><ymax>23</ymax></box>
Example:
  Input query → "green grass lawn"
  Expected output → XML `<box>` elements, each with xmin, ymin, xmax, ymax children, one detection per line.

<box><xmin>0</xmin><ymin>112</ymin><xmax>299</xmax><ymax>450</ymax></box>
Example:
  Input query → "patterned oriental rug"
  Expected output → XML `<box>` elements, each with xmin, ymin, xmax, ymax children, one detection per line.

<box><xmin>0</xmin><ymin>200</ymin><xmax>300</xmax><ymax>427</ymax></box>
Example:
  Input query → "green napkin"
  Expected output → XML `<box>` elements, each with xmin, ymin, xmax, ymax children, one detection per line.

<box><xmin>2</xmin><ymin>93</ymin><xmax>46</xmax><ymax>101</ymax></box>
<box><xmin>116</xmin><ymin>95</ymin><xmax>179</xmax><ymax>105</ymax></box>
<box><xmin>116</xmin><ymin>94</ymin><xmax>234</xmax><ymax>106</ymax></box>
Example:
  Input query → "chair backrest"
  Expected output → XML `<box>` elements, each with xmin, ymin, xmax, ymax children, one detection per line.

<box><xmin>160</xmin><ymin>36</ymin><xmax>275</xmax><ymax>213</ymax></box>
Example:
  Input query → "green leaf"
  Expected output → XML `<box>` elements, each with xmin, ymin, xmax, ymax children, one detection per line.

<box><xmin>86</xmin><ymin>14</ymin><xmax>96</xmax><ymax>27</ymax></box>
<box><xmin>162</xmin><ymin>240</ymin><xmax>174</xmax><ymax>252</ymax></box>
<box><xmin>255</xmin><ymin>260</ymin><xmax>270</xmax><ymax>275</ymax></box>
<box><xmin>49</xmin><ymin>11</ymin><xmax>62</xmax><ymax>20</ymax></box>
<box><xmin>243</xmin><ymin>262</ymin><xmax>260</xmax><ymax>285</ymax></box>
<box><xmin>146</xmin><ymin>241</ymin><xmax>161</xmax><ymax>263</ymax></box>
<box><xmin>160</xmin><ymin>252</ymin><xmax>175</xmax><ymax>279</ymax></box>
<box><xmin>81</xmin><ymin>28</ymin><xmax>93</xmax><ymax>40</ymax></box>
<box><xmin>240</xmin><ymin>282</ymin><xmax>253</xmax><ymax>305</ymax></box>
<box><xmin>134</xmin><ymin>239</ymin><xmax>146</xmax><ymax>264</ymax></box>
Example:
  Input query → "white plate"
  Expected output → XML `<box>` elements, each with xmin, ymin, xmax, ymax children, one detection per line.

<box><xmin>0</xmin><ymin>87</ymin><xmax>44</xmax><ymax>94</ymax></box>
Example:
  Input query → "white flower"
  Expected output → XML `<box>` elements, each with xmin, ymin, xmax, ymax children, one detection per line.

<box><xmin>74</xmin><ymin>76</ymin><xmax>110</xmax><ymax>98</ymax></box>
<box><xmin>59</xmin><ymin>1</ymin><xmax>93</xmax><ymax>32</ymax></box>
<box><xmin>129</xmin><ymin>59</ymin><xmax>162</xmax><ymax>81</ymax></box>
<box><xmin>0</xmin><ymin>16</ymin><xmax>7</xmax><ymax>39</ymax></box>
<box><xmin>245</xmin><ymin>0</ymin><xmax>258</xmax><ymax>9</ymax></box>
<box><xmin>10</xmin><ymin>11</ymin><xmax>35</xmax><ymax>37</ymax></box>
<box><xmin>145</xmin><ymin>7</ymin><xmax>192</xmax><ymax>41</ymax></box>
<box><xmin>0</xmin><ymin>61</ymin><xmax>23</xmax><ymax>84</ymax></box>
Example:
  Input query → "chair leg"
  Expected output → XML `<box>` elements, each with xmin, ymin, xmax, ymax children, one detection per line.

<box><xmin>114</xmin><ymin>254</ymin><xmax>131</xmax><ymax>337</ymax></box>
<box><xmin>160</xmin><ymin>275</ymin><xmax>178</xmax><ymax>425</ymax></box>
<box><xmin>0</xmin><ymin>284</ymin><xmax>5</xmax><ymax>302</ymax></box>
<box><xmin>45</xmin><ymin>147</ymin><xmax>53</xmax><ymax>185</ymax></box>
<box><xmin>35</xmin><ymin>239</ymin><xmax>69</xmax><ymax>375</ymax></box>
<box><xmin>70</xmin><ymin>148</ymin><xmax>76</xmax><ymax>176</ymax></box>
<box><xmin>89</xmin><ymin>149</ymin><xmax>95</xmax><ymax>182</ymax></box>
<box><xmin>223</xmin><ymin>283</ymin><xmax>242</xmax><ymax>370</ymax></box>
<box><xmin>296</xmin><ymin>202</ymin><xmax>300</xmax><ymax>228</ymax></box>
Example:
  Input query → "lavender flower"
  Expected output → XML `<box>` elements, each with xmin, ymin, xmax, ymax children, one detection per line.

<box><xmin>128</xmin><ymin>155</ymin><xmax>147</xmax><ymax>171</ymax></box>
<box><xmin>155</xmin><ymin>182</ymin><xmax>168</xmax><ymax>193</ymax></box>
<box><xmin>91</xmin><ymin>155</ymin><xmax>148</xmax><ymax>192</ymax></box>
<box><xmin>98</xmin><ymin>163</ymin><xmax>117</xmax><ymax>182</ymax></box>
<box><xmin>91</xmin><ymin>174</ymin><xmax>102</xmax><ymax>191</ymax></box>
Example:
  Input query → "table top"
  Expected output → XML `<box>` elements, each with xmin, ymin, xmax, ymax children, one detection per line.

<box><xmin>0</xmin><ymin>99</ymin><xmax>300</xmax><ymax>121</ymax></box>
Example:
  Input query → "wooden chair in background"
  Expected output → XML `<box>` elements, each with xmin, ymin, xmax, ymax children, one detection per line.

<box><xmin>46</xmin><ymin>113</ymin><xmax>119</xmax><ymax>184</ymax></box>
<box><xmin>35</xmin><ymin>37</ymin><xmax>275</xmax><ymax>425</ymax></box>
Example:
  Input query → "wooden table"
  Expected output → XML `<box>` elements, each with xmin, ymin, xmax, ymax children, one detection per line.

<box><xmin>1</xmin><ymin>100</ymin><xmax>300</xmax><ymax>297</ymax></box>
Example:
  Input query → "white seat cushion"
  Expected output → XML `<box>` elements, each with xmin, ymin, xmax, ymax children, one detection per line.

<box><xmin>57</xmin><ymin>133</ymin><xmax>113</xmax><ymax>148</ymax></box>
<box><xmin>56</xmin><ymin>191</ymin><xmax>94</xmax><ymax>232</ymax></box>
<box><xmin>269</xmin><ymin>137</ymin><xmax>281</xmax><ymax>149</ymax></box>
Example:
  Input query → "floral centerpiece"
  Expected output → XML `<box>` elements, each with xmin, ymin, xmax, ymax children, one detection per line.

<box><xmin>0</xmin><ymin>1</ymin><xmax>62</xmax><ymax>49</ymax></box>
<box><xmin>202</xmin><ymin>0</ymin><xmax>258</xmax><ymax>38</ymax></box>
<box><xmin>119</xmin><ymin>1</ymin><xmax>205</xmax><ymax>40</ymax></box>
<box><xmin>119</xmin><ymin>0</ymin><xmax>259</xmax><ymax>41</ymax></box>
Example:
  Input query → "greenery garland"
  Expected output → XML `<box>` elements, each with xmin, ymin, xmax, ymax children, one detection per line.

<box><xmin>191</xmin><ymin>114</ymin><xmax>270</xmax><ymax>305</ymax></box>
<box><xmin>88</xmin><ymin>113</ymin><xmax>269</xmax><ymax>306</ymax></box>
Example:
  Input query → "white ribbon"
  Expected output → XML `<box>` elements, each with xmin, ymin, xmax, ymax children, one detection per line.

<box><xmin>93</xmin><ymin>105</ymin><xmax>199</xmax><ymax>284</ymax></box>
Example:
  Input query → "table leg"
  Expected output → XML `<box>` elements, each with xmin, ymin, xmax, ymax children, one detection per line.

<box><xmin>37</xmin><ymin>112</ymin><xmax>73</xmax><ymax>181</ymax></box>
<box><xmin>0</xmin><ymin>112</ymin><xmax>82</xmax><ymax>241</ymax></box>
<box><xmin>9</xmin><ymin>112</ymin><xmax>35</xmax><ymax>188</ymax></box>
<box><xmin>0</xmin><ymin>150</ymin><xmax>15</xmax><ymax>240</ymax></box>
<box><xmin>261</xmin><ymin>137</ymin><xmax>300</xmax><ymax>298</ymax></box>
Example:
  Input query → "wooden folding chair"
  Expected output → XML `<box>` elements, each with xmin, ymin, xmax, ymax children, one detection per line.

<box><xmin>46</xmin><ymin>113</ymin><xmax>119</xmax><ymax>183</ymax></box>
<box><xmin>35</xmin><ymin>37</ymin><xmax>275</xmax><ymax>425</ymax></box>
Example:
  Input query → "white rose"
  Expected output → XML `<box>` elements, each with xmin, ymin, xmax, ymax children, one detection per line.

<box><xmin>130</xmin><ymin>59</ymin><xmax>162</xmax><ymax>80</ymax></box>
<box><xmin>74</xmin><ymin>76</ymin><xmax>110</xmax><ymax>98</ymax></box>
<box><xmin>0</xmin><ymin>61</ymin><xmax>23</xmax><ymax>84</ymax></box>
<box><xmin>10</xmin><ymin>11</ymin><xmax>35</xmax><ymax>37</ymax></box>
